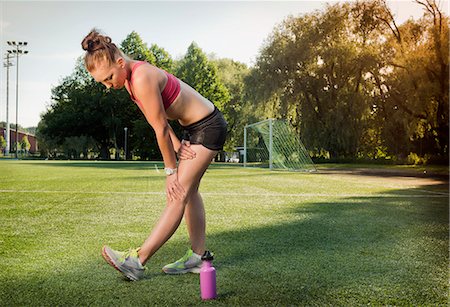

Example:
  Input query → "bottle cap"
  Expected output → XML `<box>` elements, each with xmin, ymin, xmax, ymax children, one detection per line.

<box><xmin>201</xmin><ymin>250</ymin><xmax>214</xmax><ymax>261</ymax></box>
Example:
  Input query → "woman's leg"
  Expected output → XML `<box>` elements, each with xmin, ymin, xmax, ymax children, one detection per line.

<box><xmin>138</xmin><ymin>145</ymin><xmax>217</xmax><ymax>265</ymax></box>
<box><xmin>184</xmin><ymin>189</ymin><xmax>206</xmax><ymax>255</ymax></box>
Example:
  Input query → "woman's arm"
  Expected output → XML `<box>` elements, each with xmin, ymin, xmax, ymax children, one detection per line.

<box><xmin>132</xmin><ymin>68</ymin><xmax>184</xmax><ymax>201</ymax></box>
<box><xmin>168</xmin><ymin>125</ymin><xmax>197</xmax><ymax>160</ymax></box>
<box><xmin>168</xmin><ymin>125</ymin><xmax>181</xmax><ymax>154</ymax></box>
<box><xmin>132</xmin><ymin>71</ymin><xmax>176</xmax><ymax>169</ymax></box>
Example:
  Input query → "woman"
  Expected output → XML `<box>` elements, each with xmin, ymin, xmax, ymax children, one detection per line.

<box><xmin>81</xmin><ymin>29</ymin><xmax>227</xmax><ymax>281</ymax></box>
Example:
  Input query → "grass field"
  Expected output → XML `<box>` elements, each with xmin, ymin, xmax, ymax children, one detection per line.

<box><xmin>0</xmin><ymin>160</ymin><xmax>448</xmax><ymax>306</ymax></box>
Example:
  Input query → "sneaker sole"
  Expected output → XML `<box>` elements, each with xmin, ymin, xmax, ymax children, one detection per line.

<box><xmin>101</xmin><ymin>246</ymin><xmax>139</xmax><ymax>281</ymax></box>
<box><xmin>162</xmin><ymin>267</ymin><xmax>201</xmax><ymax>275</ymax></box>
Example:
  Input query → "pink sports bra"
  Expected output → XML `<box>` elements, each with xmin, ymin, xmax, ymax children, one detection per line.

<box><xmin>127</xmin><ymin>61</ymin><xmax>180</xmax><ymax>110</ymax></box>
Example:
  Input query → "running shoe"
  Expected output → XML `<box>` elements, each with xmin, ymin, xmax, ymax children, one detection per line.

<box><xmin>162</xmin><ymin>248</ymin><xmax>202</xmax><ymax>274</ymax></box>
<box><xmin>102</xmin><ymin>246</ymin><xmax>145</xmax><ymax>281</ymax></box>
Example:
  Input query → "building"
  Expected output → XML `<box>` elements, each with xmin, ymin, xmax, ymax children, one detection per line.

<box><xmin>0</xmin><ymin>127</ymin><xmax>38</xmax><ymax>153</ymax></box>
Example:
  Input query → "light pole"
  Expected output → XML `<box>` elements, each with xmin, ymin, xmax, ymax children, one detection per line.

<box><xmin>7</xmin><ymin>41</ymin><xmax>29</xmax><ymax>158</ymax></box>
<box><xmin>3</xmin><ymin>53</ymin><xmax>13</xmax><ymax>156</ymax></box>
<box><xmin>124</xmin><ymin>127</ymin><xmax>128</xmax><ymax>160</ymax></box>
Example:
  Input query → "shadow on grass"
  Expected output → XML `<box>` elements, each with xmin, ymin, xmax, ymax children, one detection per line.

<box><xmin>207</xmin><ymin>185</ymin><xmax>449</xmax><ymax>305</ymax></box>
<box><xmin>1</xmin><ymin>185</ymin><xmax>448</xmax><ymax>306</ymax></box>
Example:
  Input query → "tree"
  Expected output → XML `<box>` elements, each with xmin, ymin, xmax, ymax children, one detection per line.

<box><xmin>120</xmin><ymin>31</ymin><xmax>156</xmax><ymax>64</ymax></box>
<box><xmin>36</xmin><ymin>119</ymin><xmax>59</xmax><ymax>158</ymax></box>
<box><xmin>213</xmin><ymin>58</ymin><xmax>250</xmax><ymax>150</ymax></box>
<box><xmin>62</xmin><ymin>135</ymin><xmax>95</xmax><ymax>159</ymax></box>
<box><xmin>150</xmin><ymin>43</ymin><xmax>174</xmax><ymax>73</ymax></box>
<box><xmin>20</xmin><ymin>135</ymin><xmax>31</xmax><ymax>152</ymax></box>
<box><xmin>245</xmin><ymin>0</ymin><xmax>448</xmax><ymax>161</ymax></box>
<box><xmin>176</xmin><ymin>42</ymin><xmax>230</xmax><ymax>112</ymax></box>
<box><xmin>130</xmin><ymin>118</ymin><xmax>161</xmax><ymax>160</ymax></box>
<box><xmin>42</xmin><ymin>58</ymin><xmax>111</xmax><ymax>158</ymax></box>
<box><xmin>248</xmin><ymin>3</ymin><xmax>379</xmax><ymax>158</ymax></box>
<box><xmin>39</xmin><ymin>31</ymin><xmax>165</xmax><ymax>160</ymax></box>
<box><xmin>0</xmin><ymin>135</ymin><xmax>6</xmax><ymax>154</ymax></box>
<box><xmin>368</xmin><ymin>0</ymin><xmax>449</xmax><ymax>160</ymax></box>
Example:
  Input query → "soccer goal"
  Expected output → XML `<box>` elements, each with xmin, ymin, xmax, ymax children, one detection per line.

<box><xmin>243</xmin><ymin>119</ymin><xmax>316</xmax><ymax>172</ymax></box>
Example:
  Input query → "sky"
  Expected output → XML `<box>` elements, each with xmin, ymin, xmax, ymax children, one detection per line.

<box><xmin>0</xmin><ymin>0</ymin><xmax>447</xmax><ymax>128</ymax></box>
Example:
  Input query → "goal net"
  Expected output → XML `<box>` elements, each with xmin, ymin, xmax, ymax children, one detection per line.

<box><xmin>244</xmin><ymin>119</ymin><xmax>316</xmax><ymax>172</ymax></box>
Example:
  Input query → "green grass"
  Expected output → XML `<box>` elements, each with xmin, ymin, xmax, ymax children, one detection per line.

<box><xmin>0</xmin><ymin>160</ymin><xmax>448</xmax><ymax>306</ymax></box>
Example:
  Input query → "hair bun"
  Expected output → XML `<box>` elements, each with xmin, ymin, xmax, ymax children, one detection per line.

<box><xmin>82</xmin><ymin>29</ymin><xmax>121</xmax><ymax>71</ymax></box>
<box><xmin>81</xmin><ymin>29</ymin><xmax>112</xmax><ymax>53</ymax></box>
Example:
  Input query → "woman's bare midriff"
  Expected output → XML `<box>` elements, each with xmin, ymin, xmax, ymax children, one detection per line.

<box><xmin>164</xmin><ymin>80</ymin><xmax>215</xmax><ymax>126</ymax></box>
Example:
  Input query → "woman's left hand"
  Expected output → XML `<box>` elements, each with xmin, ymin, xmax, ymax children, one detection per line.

<box><xmin>166</xmin><ymin>174</ymin><xmax>186</xmax><ymax>202</ymax></box>
<box><xmin>177</xmin><ymin>140</ymin><xmax>196</xmax><ymax>160</ymax></box>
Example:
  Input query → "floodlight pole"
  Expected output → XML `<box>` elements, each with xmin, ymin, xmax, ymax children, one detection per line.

<box><xmin>3</xmin><ymin>53</ymin><xmax>13</xmax><ymax>156</ymax></box>
<box><xmin>7</xmin><ymin>41</ymin><xmax>29</xmax><ymax>158</ymax></box>
<box><xmin>124</xmin><ymin>127</ymin><xmax>128</xmax><ymax>161</ymax></box>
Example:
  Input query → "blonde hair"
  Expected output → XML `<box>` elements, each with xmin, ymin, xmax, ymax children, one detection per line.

<box><xmin>81</xmin><ymin>29</ymin><xmax>124</xmax><ymax>71</ymax></box>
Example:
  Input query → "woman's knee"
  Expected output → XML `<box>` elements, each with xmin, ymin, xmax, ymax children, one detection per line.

<box><xmin>166</xmin><ymin>184</ymin><xmax>197</xmax><ymax>208</ymax></box>
<box><xmin>187</xmin><ymin>187</ymin><xmax>200</xmax><ymax>204</ymax></box>
<box><xmin>166</xmin><ymin>196</ymin><xmax>188</xmax><ymax>209</ymax></box>
<box><xmin>185</xmin><ymin>184</ymin><xmax>200</xmax><ymax>204</ymax></box>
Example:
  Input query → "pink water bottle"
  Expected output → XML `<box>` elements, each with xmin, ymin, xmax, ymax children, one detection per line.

<box><xmin>200</xmin><ymin>251</ymin><xmax>217</xmax><ymax>300</ymax></box>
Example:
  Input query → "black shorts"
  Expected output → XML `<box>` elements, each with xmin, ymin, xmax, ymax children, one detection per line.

<box><xmin>181</xmin><ymin>107</ymin><xmax>228</xmax><ymax>151</ymax></box>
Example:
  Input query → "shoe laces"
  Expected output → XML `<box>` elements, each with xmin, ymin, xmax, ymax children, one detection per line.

<box><xmin>177</xmin><ymin>249</ymin><xmax>193</xmax><ymax>263</ymax></box>
<box><xmin>119</xmin><ymin>247</ymin><xmax>140</xmax><ymax>263</ymax></box>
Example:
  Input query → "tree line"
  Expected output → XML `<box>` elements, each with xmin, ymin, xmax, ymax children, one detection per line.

<box><xmin>36</xmin><ymin>0</ymin><xmax>448</xmax><ymax>164</ymax></box>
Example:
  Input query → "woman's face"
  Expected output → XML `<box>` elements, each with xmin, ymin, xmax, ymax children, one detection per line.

<box><xmin>90</xmin><ymin>57</ymin><xmax>127</xmax><ymax>90</ymax></box>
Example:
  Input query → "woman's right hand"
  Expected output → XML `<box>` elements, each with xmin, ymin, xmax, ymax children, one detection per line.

<box><xmin>166</xmin><ymin>173</ymin><xmax>185</xmax><ymax>202</ymax></box>
<box><xmin>177</xmin><ymin>140</ymin><xmax>196</xmax><ymax>160</ymax></box>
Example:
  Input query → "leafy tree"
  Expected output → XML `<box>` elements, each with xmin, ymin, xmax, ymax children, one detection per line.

<box><xmin>245</xmin><ymin>0</ymin><xmax>448</xmax><ymax>161</ymax></box>
<box><xmin>62</xmin><ymin>135</ymin><xmax>95</xmax><ymax>159</ymax></box>
<box><xmin>36</xmin><ymin>119</ymin><xmax>60</xmax><ymax>158</ymax></box>
<box><xmin>130</xmin><ymin>118</ymin><xmax>161</xmax><ymax>160</ymax></box>
<box><xmin>0</xmin><ymin>135</ymin><xmax>6</xmax><ymax>153</ymax></box>
<box><xmin>39</xmin><ymin>31</ymin><xmax>165</xmax><ymax>160</ymax></box>
<box><xmin>120</xmin><ymin>31</ymin><xmax>156</xmax><ymax>64</ymax></box>
<box><xmin>248</xmin><ymin>3</ymin><xmax>378</xmax><ymax>158</ymax></box>
<box><xmin>39</xmin><ymin>35</ymin><xmax>235</xmax><ymax>160</ymax></box>
<box><xmin>368</xmin><ymin>0</ymin><xmax>449</xmax><ymax>160</ymax></box>
<box><xmin>39</xmin><ymin>57</ymin><xmax>133</xmax><ymax>159</ymax></box>
<box><xmin>150</xmin><ymin>43</ymin><xmax>174</xmax><ymax>73</ymax></box>
<box><xmin>176</xmin><ymin>42</ymin><xmax>230</xmax><ymax>112</ymax></box>
<box><xmin>213</xmin><ymin>58</ymin><xmax>250</xmax><ymax>150</ymax></box>
<box><xmin>20</xmin><ymin>135</ymin><xmax>31</xmax><ymax>152</ymax></box>
<box><xmin>42</xmin><ymin>58</ymin><xmax>110</xmax><ymax>158</ymax></box>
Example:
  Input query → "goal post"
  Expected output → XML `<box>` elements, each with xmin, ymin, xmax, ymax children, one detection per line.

<box><xmin>243</xmin><ymin>119</ymin><xmax>316</xmax><ymax>172</ymax></box>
